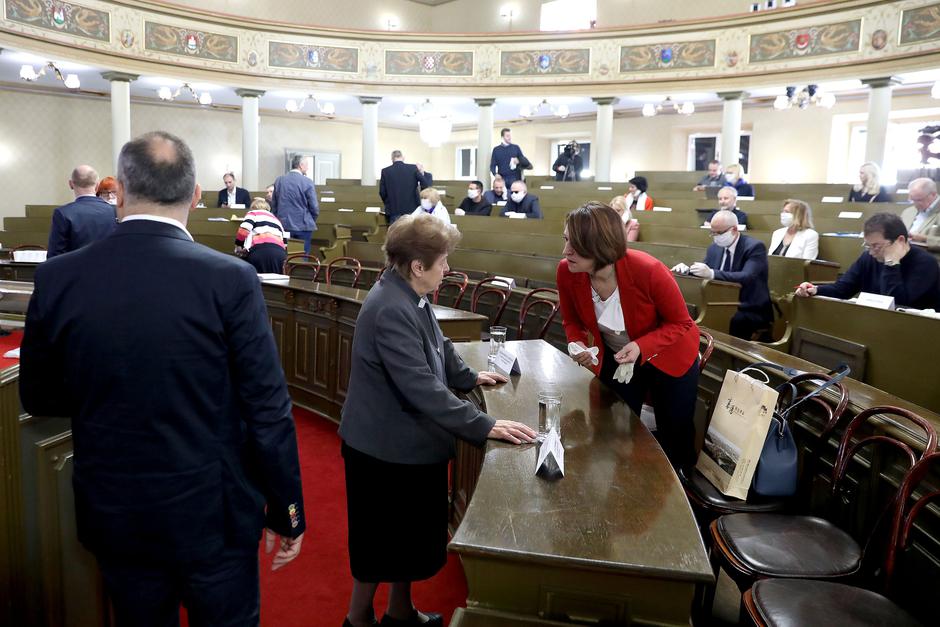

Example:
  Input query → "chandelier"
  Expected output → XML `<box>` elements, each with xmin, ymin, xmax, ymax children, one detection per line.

<box><xmin>285</xmin><ymin>94</ymin><xmax>335</xmax><ymax>116</ymax></box>
<box><xmin>404</xmin><ymin>100</ymin><xmax>453</xmax><ymax>147</ymax></box>
<box><xmin>519</xmin><ymin>99</ymin><xmax>569</xmax><ymax>119</ymax></box>
<box><xmin>157</xmin><ymin>83</ymin><xmax>212</xmax><ymax>106</ymax></box>
<box><xmin>19</xmin><ymin>62</ymin><xmax>80</xmax><ymax>89</ymax></box>
<box><xmin>773</xmin><ymin>85</ymin><xmax>835</xmax><ymax>110</ymax></box>
<box><xmin>641</xmin><ymin>97</ymin><xmax>694</xmax><ymax>117</ymax></box>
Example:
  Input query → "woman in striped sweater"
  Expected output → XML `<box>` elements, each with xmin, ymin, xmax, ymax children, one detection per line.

<box><xmin>235</xmin><ymin>198</ymin><xmax>288</xmax><ymax>274</ymax></box>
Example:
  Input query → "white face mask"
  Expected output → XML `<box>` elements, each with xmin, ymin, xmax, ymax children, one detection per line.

<box><xmin>780</xmin><ymin>212</ymin><xmax>794</xmax><ymax>228</ymax></box>
<box><xmin>467</xmin><ymin>189</ymin><xmax>479</xmax><ymax>199</ymax></box>
<box><xmin>107</xmin><ymin>199</ymin><xmax>117</xmax><ymax>206</ymax></box>
<box><xmin>724</xmin><ymin>173</ymin><xmax>736</xmax><ymax>183</ymax></box>
<box><xmin>420</xmin><ymin>199</ymin><xmax>434</xmax><ymax>211</ymax></box>
<box><xmin>510</xmin><ymin>191</ymin><xmax>525</xmax><ymax>203</ymax></box>
<box><xmin>714</xmin><ymin>230</ymin><xmax>736</xmax><ymax>248</ymax></box>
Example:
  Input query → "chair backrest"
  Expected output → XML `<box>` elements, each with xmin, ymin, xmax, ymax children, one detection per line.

<box><xmin>516</xmin><ymin>287</ymin><xmax>559</xmax><ymax>340</ymax></box>
<box><xmin>786</xmin><ymin>371</ymin><xmax>850</xmax><ymax>441</ymax></box>
<box><xmin>885</xmin><ymin>452</ymin><xmax>940</xmax><ymax>595</ymax></box>
<box><xmin>698</xmin><ymin>330</ymin><xmax>714</xmax><ymax>371</ymax></box>
<box><xmin>11</xmin><ymin>244</ymin><xmax>46</xmax><ymax>251</ymax></box>
<box><xmin>470</xmin><ymin>277</ymin><xmax>511</xmax><ymax>327</ymax></box>
<box><xmin>433</xmin><ymin>271</ymin><xmax>469</xmax><ymax>308</ymax></box>
<box><xmin>283</xmin><ymin>253</ymin><xmax>320</xmax><ymax>280</ymax></box>
<box><xmin>327</xmin><ymin>256</ymin><xmax>362</xmax><ymax>288</ymax></box>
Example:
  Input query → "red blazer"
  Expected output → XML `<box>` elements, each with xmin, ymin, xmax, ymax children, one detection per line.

<box><xmin>556</xmin><ymin>250</ymin><xmax>700</xmax><ymax>378</ymax></box>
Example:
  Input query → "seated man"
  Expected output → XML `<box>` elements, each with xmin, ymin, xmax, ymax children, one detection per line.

<box><xmin>693</xmin><ymin>159</ymin><xmax>724</xmax><ymax>191</ymax></box>
<box><xmin>901</xmin><ymin>177</ymin><xmax>940</xmax><ymax>251</ymax></box>
<box><xmin>483</xmin><ymin>175</ymin><xmax>508</xmax><ymax>205</ymax></box>
<box><xmin>456</xmin><ymin>180</ymin><xmax>493</xmax><ymax>216</ymax></box>
<box><xmin>705</xmin><ymin>186</ymin><xmax>748</xmax><ymax>229</ymax></box>
<box><xmin>671</xmin><ymin>211</ymin><xmax>773</xmax><ymax>340</ymax></box>
<box><xmin>796</xmin><ymin>212</ymin><xmax>940</xmax><ymax>310</ymax></box>
<box><xmin>500</xmin><ymin>181</ymin><xmax>542</xmax><ymax>219</ymax></box>
<box><xmin>217</xmin><ymin>172</ymin><xmax>251</xmax><ymax>208</ymax></box>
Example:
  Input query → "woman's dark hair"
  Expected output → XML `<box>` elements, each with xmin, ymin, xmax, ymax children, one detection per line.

<box><xmin>863</xmin><ymin>212</ymin><xmax>908</xmax><ymax>241</ymax></box>
<box><xmin>628</xmin><ymin>176</ymin><xmax>648</xmax><ymax>193</ymax></box>
<box><xmin>565</xmin><ymin>202</ymin><xmax>626</xmax><ymax>269</ymax></box>
<box><xmin>384</xmin><ymin>213</ymin><xmax>461</xmax><ymax>278</ymax></box>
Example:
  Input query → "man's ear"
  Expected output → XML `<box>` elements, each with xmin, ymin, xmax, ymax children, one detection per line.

<box><xmin>190</xmin><ymin>184</ymin><xmax>202</xmax><ymax>211</ymax></box>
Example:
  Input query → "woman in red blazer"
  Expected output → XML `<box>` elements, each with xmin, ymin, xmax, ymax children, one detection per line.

<box><xmin>557</xmin><ymin>202</ymin><xmax>700</xmax><ymax>467</ymax></box>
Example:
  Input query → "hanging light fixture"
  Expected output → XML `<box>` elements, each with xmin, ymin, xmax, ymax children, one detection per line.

<box><xmin>156</xmin><ymin>83</ymin><xmax>212</xmax><ymax>106</ymax></box>
<box><xmin>405</xmin><ymin>100</ymin><xmax>452</xmax><ymax>147</ymax></box>
<box><xmin>772</xmin><ymin>85</ymin><xmax>836</xmax><ymax>110</ymax></box>
<box><xmin>641</xmin><ymin>103</ymin><xmax>657</xmax><ymax>117</ymax></box>
<box><xmin>284</xmin><ymin>94</ymin><xmax>335</xmax><ymax>116</ymax></box>
<box><xmin>19</xmin><ymin>61</ymin><xmax>80</xmax><ymax>89</ymax></box>
<box><xmin>642</xmin><ymin>97</ymin><xmax>695</xmax><ymax>117</ymax></box>
<box><xmin>518</xmin><ymin>99</ymin><xmax>571</xmax><ymax>119</ymax></box>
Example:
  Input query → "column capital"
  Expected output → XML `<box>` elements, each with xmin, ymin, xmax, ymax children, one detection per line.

<box><xmin>861</xmin><ymin>76</ymin><xmax>900</xmax><ymax>89</ymax></box>
<box><xmin>235</xmin><ymin>88</ymin><xmax>265</xmax><ymax>98</ymax></box>
<box><xmin>100</xmin><ymin>71</ymin><xmax>139</xmax><ymax>83</ymax></box>
<box><xmin>592</xmin><ymin>97</ymin><xmax>618</xmax><ymax>106</ymax></box>
<box><xmin>358</xmin><ymin>96</ymin><xmax>382</xmax><ymax>105</ymax></box>
<box><xmin>717</xmin><ymin>90</ymin><xmax>746</xmax><ymax>101</ymax></box>
<box><xmin>474</xmin><ymin>98</ymin><xmax>496</xmax><ymax>107</ymax></box>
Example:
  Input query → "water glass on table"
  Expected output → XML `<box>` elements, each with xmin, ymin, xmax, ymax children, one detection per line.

<box><xmin>488</xmin><ymin>325</ymin><xmax>507</xmax><ymax>368</ymax></box>
<box><xmin>538</xmin><ymin>389</ymin><xmax>562</xmax><ymax>439</ymax></box>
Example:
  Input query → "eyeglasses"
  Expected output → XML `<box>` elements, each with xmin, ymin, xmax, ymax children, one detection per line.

<box><xmin>710</xmin><ymin>227</ymin><xmax>733</xmax><ymax>238</ymax></box>
<box><xmin>862</xmin><ymin>240</ymin><xmax>891</xmax><ymax>252</ymax></box>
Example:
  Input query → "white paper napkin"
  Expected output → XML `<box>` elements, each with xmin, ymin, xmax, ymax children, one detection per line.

<box><xmin>567</xmin><ymin>342</ymin><xmax>599</xmax><ymax>366</ymax></box>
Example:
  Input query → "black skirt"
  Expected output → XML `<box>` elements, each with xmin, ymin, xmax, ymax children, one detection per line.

<box><xmin>246</xmin><ymin>243</ymin><xmax>287</xmax><ymax>274</ymax></box>
<box><xmin>342</xmin><ymin>441</ymin><xmax>449</xmax><ymax>582</ymax></box>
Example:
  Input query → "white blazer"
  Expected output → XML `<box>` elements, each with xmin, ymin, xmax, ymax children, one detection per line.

<box><xmin>769</xmin><ymin>227</ymin><xmax>819</xmax><ymax>260</ymax></box>
<box><xmin>413</xmin><ymin>201</ymin><xmax>452</xmax><ymax>225</ymax></box>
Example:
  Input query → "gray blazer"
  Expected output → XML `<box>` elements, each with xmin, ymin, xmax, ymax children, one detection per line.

<box><xmin>339</xmin><ymin>269</ymin><xmax>496</xmax><ymax>464</ymax></box>
<box><xmin>272</xmin><ymin>170</ymin><xmax>319</xmax><ymax>232</ymax></box>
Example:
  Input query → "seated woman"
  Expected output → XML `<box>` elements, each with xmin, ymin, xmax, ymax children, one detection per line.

<box><xmin>339</xmin><ymin>213</ymin><xmax>535</xmax><ymax>627</ymax></box>
<box><xmin>234</xmin><ymin>198</ymin><xmax>288</xmax><ymax>274</ymax></box>
<box><xmin>848</xmin><ymin>161</ymin><xmax>891</xmax><ymax>203</ymax></box>
<box><xmin>723</xmin><ymin>163</ymin><xmax>754</xmax><ymax>197</ymax></box>
<box><xmin>769</xmin><ymin>198</ymin><xmax>819</xmax><ymax>260</ymax></box>
<box><xmin>624</xmin><ymin>176</ymin><xmax>654</xmax><ymax>212</ymax></box>
<box><xmin>413</xmin><ymin>187</ymin><xmax>451</xmax><ymax>225</ymax></box>
<box><xmin>557</xmin><ymin>202</ymin><xmax>701</xmax><ymax>468</ymax></box>
<box><xmin>609</xmin><ymin>195</ymin><xmax>640</xmax><ymax>242</ymax></box>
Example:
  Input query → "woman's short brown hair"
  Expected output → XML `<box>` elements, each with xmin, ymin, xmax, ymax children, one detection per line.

<box><xmin>250</xmin><ymin>198</ymin><xmax>271</xmax><ymax>212</ymax></box>
<box><xmin>565</xmin><ymin>202</ymin><xmax>626</xmax><ymax>269</ymax></box>
<box><xmin>783</xmin><ymin>198</ymin><xmax>815</xmax><ymax>230</ymax></box>
<box><xmin>419</xmin><ymin>187</ymin><xmax>441</xmax><ymax>205</ymax></box>
<box><xmin>384</xmin><ymin>213</ymin><xmax>461</xmax><ymax>278</ymax></box>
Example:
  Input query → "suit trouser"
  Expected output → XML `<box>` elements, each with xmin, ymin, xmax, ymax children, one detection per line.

<box><xmin>600</xmin><ymin>347</ymin><xmax>699</xmax><ymax>469</ymax></box>
<box><xmin>729</xmin><ymin>310</ymin><xmax>772</xmax><ymax>342</ymax></box>
<box><xmin>292</xmin><ymin>231</ymin><xmax>312</xmax><ymax>254</ymax></box>
<box><xmin>97</xmin><ymin>545</ymin><xmax>259</xmax><ymax>627</ymax></box>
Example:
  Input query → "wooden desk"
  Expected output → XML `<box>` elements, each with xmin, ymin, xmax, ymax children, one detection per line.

<box><xmin>448</xmin><ymin>340</ymin><xmax>712</xmax><ymax>626</ymax></box>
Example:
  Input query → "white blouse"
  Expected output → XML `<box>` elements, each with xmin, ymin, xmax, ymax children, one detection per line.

<box><xmin>592</xmin><ymin>286</ymin><xmax>630</xmax><ymax>352</ymax></box>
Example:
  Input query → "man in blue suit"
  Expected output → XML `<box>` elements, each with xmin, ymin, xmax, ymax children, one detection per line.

<box><xmin>500</xmin><ymin>180</ymin><xmax>542</xmax><ymax>219</ymax></box>
<box><xmin>490</xmin><ymin>128</ymin><xmax>531</xmax><ymax>188</ymax></box>
<box><xmin>20</xmin><ymin>131</ymin><xmax>305</xmax><ymax>626</ymax></box>
<box><xmin>47</xmin><ymin>164</ymin><xmax>117</xmax><ymax>258</ymax></box>
<box><xmin>672</xmin><ymin>211</ymin><xmax>773</xmax><ymax>340</ymax></box>
<box><xmin>379</xmin><ymin>150</ymin><xmax>432</xmax><ymax>224</ymax></box>
<box><xmin>272</xmin><ymin>154</ymin><xmax>319</xmax><ymax>253</ymax></box>
<box><xmin>216</xmin><ymin>171</ymin><xmax>251</xmax><ymax>208</ymax></box>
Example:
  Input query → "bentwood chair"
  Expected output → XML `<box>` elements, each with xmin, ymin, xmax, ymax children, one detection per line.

<box><xmin>283</xmin><ymin>253</ymin><xmax>320</xmax><ymax>281</ymax></box>
<box><xmin>433</xmin><ymin>271</ymin><xmax>469</xmax><ymax>309</ymax></box>
<box><xmin>516</xmin><ymin>288</ymin><xmax>559</xmax><ymax>340</ymax></box>
<box><xmin>470</xmin><ymin>277</ymin><xmax>511</xmax><ymax>328</ymax></box>
<box><xmin>326</xmin><ymin>256</ymin><xmax>362</xmax><ymax>288</ymax></box>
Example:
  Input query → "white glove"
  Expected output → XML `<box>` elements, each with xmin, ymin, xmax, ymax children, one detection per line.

<box><xmin>454</xmin><ymin>208</ymin><xmax>466</xmax><ymax>216</ymax></box>
<box><xmin>689</xmin><ymin>262</ymin><xmax>715</xmax><ymax>280</ymax></box>
<box><xmin>567</xmin><ymin>342</ymin><xmax>599</xmax><ymax>366</ymax></box>
<box><xmin>614</xmin><ymin>362</ymin><xmax>634</xmax><ymax>384</ymax></box>
<box><xmin>671</xmin><ymin>263</ymin><xmax>690</xmax><ymax>274</ymax></box>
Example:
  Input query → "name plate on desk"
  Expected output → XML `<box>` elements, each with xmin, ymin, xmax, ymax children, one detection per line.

<box><xmin>536</xmin><ymin>428</ymin><xmax>565</xmax><ymax>477</ymax></box>
<box><xmin>339</xmin><ymin>208</ymin><xmax>354</xmax><ymax>212</ymax></box>
<box><xmin>493</xmin><ymin>347</ymin><xmax>521</xmax><ymax>377</ymax></box>
<box><xmin>540</xmin><ymin>185</ymin><xmax>555</xmax><ymax>190</ymax></box>
<box><xmin>496</xmin><ymin>201</ymin><xmax>507</xmax><ymax>207</ymax></box>
<box><xmin>822</xmin><ymin>196</ymin><xmax>844</xmax><ymax>203</ymax></box>
<box><xmin>365</xmin><ymin>206</ymin><xmax>381</xmax><ymax>213</ymax></box>
<box><xmin>321</xmin><ymin>197</ymin><xmax>335</xmax><ymax>203</ymax></box>
<box><xmin>838</xmin><ymin>211</ymin><xmax>863</xmax><ymax>219</ymax></box>
<box><xmin>652</xmin><ymin>206</ymin><xmax>672</xmax><ymax>212</ymax></box>
<box><xmin>597</xmin><ymin>186</ymin><xmax>612</xmax><ymax>191</ymax></box>
<box><xmin>856</xmin><ymin>291</ymin><xmax>895</xmax><ymax>310</ymax></box>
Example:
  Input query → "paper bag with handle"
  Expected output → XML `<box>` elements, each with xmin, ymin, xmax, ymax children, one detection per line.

<box><xmin>696</xmin><ymin>367</ymin><xmax>779</xmax><ymax>500</ymax></box>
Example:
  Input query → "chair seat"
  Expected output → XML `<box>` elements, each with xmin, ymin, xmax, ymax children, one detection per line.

<box><xmin>750</xmin><ymin>579</ymin><xmax>922</xmax><ymax>627</ymax></box>
<box><xmin>716</xmin><ymin>514</ymin><xmax>861</xmax><ymax>577</ymax></box>
<box><xmin>679</xmin><ymin>468</ymin><xmax>787</xmax><ymax>514</ymax></box>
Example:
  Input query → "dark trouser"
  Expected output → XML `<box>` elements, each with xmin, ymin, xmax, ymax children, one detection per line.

<box><xmin>600</xmin><ymin>347</ymin><xmax>699</xmax><ymax>469</ymax></box>
<box><xmin>97</xmin><ymin>546</ymin><xmax>259</xmax><ymax>627</ymax></box>
<box><xmin>246</xmin><ymin>243</ymin><xmax>287</xmax><ymax>274</ymax></box>
<box><xmin>291</xmin><ymin>230</ymin><xmax>312</xmax><ymax>254</ymax></box>
<box><xmin>386</xmin><ymin>212</ymin><xmax>403</xmax><ymax>225</ymax></box>
<box><xmin>729</xmin><ymin>310</ymin><xmax>773</xmax><ymax>342</ymax></box>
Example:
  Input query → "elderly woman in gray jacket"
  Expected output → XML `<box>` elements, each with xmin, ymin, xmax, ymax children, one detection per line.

<box><xmin>339</xmin><ymin>213</ymin><xmax>535</xmax><ymax>627</ymax></box>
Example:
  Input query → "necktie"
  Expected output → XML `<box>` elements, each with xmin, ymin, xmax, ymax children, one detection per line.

<box><xmin>722</xmin><ymin>249</ymin><xmax>732</xmax><ymax>271</ymax></box>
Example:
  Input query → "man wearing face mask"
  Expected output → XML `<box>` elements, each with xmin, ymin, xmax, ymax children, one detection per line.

<box><xmin>483</xmin><ymin>176</ymin><xmax>508</xmax><ymax>206</ymax></box>
<box><xmin>671</xmin><ymin>211</ymin><xmax>773</xmax><ymax>341</ymax></box>
<box><xmin>501</xmin><ymin>181</ymin><xmax>542</xmax><ymax>219</ymax></box>
<box><xmin>705</xmin><ymin>186</ymin><xmax>748</xmax><ymax>229</ymax></box>
<box><xmin>455</xmin><ymin>181</ymin><xmax>493</xmax><ymax>216</ymax></box>
<box><xmin>796</xmin><ymin>213</ymin><xmax>940</xmax><ymax>310</ymax></box>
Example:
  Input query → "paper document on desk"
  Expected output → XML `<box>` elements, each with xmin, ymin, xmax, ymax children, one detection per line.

<box><xmin>536</xmin><ymin>428</ymin><xmax>564</xmax><ymax>476</ymax></box>
<box><xmin>3</xmin><ymin>347</ymin><xmax>19</xmax><ymax>359</ymax></box>
<box><xmin>258</xmin><ymin>273</ymin><xmax>291</xmax><ymax>282</ymax></box>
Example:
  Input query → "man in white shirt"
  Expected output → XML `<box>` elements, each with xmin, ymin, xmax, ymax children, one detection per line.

<box><xmin>217</xmin><ymin>172</ymin><xmax>250</xmax><ymax>208</ymax></box>
<box><xmin>901</xmin><ymin>177</ymin><xmax>940</xmax><ymax>251</ymax></box>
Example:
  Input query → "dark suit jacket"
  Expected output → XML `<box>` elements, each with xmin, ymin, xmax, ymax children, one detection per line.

<box><xmin>490</xmin><ymin>143</ymin><xmax>531</xmax><ymax>186</ymax></box>
<box><xmin>47</xmin><ymin>195</ymin><xmax>116</xmax><ymax>258</ymax></box>
<box><xmin>217</xmin><ymin>186</ymin><xmax>251</xmax><ymax>208</ymax></box>
<box><xmin>339</xmin><ymin>269</ymin><xmax>494</xmax><ymax>465</ymax></box>
<box><xmin>707</xmin><ymin>207</ymin><xmax>749</xmax><ymax>228</ymax></box>
<box><xmin>500</xmin><ymin>193</ymin><xmax>542</xmax><ymax>218</ymax></box>
<box><xmin>704</xmin><ymin>235</ymin><xmax>773</xmax><ymax>323</ymax></box>
<box><xmin>20</xmin><ymin>219</ymin><xmax>305</xmax><ymax>562</ymax></box>
<box><xmin>379</xmin><ymin>161</ymin><xmax>431</xmax><ymax>221</ymax></box>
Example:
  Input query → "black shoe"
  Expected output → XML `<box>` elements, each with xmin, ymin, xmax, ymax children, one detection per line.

<box><xmin>379</xmin><ymin>610</ymin><xmax>443</xmax><ymax>627</ymax></box>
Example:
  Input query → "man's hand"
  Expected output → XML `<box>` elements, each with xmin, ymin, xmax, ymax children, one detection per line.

<box><xmin>265</xmin><ymin>530</ymin><xmax>304</xmax><ymax>571</ymax></box>
<box><xmin>910</xmin><ymin>232</ymin><xmax>927</xmax><ymax>243</ymax></box>
<box><xmin>557</xmin><ymin>165</ymin><xmax>566</xmax><ymax>172</ymax></box>
<box><xmin>883</xmin><ymin>239</ymin><xmax>910</xmax><ymax>265</ymax></box>
<box><xmin>795</xmin><ymin>282</ymin><xmax>817</xmax><ymax>297</ymax></box>
<box><xmin>671</xmin><ymin>263</ymin><xmax>690</xmax><ymax>274</ymax></box>
<box><xmin>614</xmin><ymin>341</ymin><xmax>641</xmax><ymax>365</ymax></box>
<box><xmin>693</xmin><ymin>185</ymin><xmax>705</xmax><ymax>192</ymax></box>
<box><xmin>477</xmin><ymin>371</ymin><xmax>507</xmax><ymax>386</ymax></box>
<box><xmin>487</xmin><ymin>420</ymin><xmax>536</xmax><ymax>444</ymax></box>
<box><xmin>689</xmin><ymin>262</ymin><xmax>715</xmax><ymax>280</ymax></box>
<box><xmin>416</xmin><ymin>162</ymin><xmax>425</xmax><ymax>174</ymax></box>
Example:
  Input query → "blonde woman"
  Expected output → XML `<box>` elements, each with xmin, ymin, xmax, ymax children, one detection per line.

<box><xmin>723</xmin><ymin>163</ymin><xmax>754</xmax><ymax>197</ymax></box>
<box><xmin>769</xmin><ymin>199</ymin><xmax>819</xmax><ymax>260</ymax></box>
<box><xmin>609</xmin><ymin>195</ymin><xmax>640</xmax><ymax>242</ymax></box>
<box><xmin>848</xmin><ymin>162</ymin><xmax>891</xmax><ymax>203</ymax></box>
<box><xmin>413</xmin><ymin>188</ymin><xmax>451</xmax><ymax>225</ymax></box>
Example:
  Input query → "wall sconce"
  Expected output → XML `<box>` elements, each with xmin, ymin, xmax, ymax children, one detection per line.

<box><xmin>773</xmin><ymin>85</ymin><xmax>835</xmax><ymax>110</ymax></box>
<box><xmin>157</xmin><ymin>83</ymin><xmax>213</xmax><ymax>106</ymax></box>
<box><xmin>19</xmin><ymin>62</ymin><xmax>80</xmax><ymax>89</ymax></box>
<box><xmin>500</xmin><ymin>4</ymin><xmax>517</xmax><ymax>30</ymax></box>
<box><xmin>519</xmin><ymin>99</ymin><xmax>569</xmax><ymax>119</ymax></box>
<box><xmin>384</xmin><ymin>16</ymin><xmax>400</xmax><ymax>31</ymax></box>
<box><xmin>285</xmin><ymin>94</ymin><xmax>335</xmax><ymax>116</ymax></box>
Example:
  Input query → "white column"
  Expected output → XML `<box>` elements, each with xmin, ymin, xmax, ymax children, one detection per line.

<box><xmin>718</xmin><ymin>91</ymin><xmax>745</xmax><ymax>166</ymax></box>
<box><xmin>101</xmin><ymin>72</ymin><xmax>138</xmax><ymax>172</ymax></box>
<box><xmin>359</xmin><ymin>96</ymin><xmax>381</xmax><ymax>185</ymax></box>
<box><xmin>235</xmin><ymin>89</ymin><xmax>264</xmax><ymax>191</ymax></box>
<box><xmin>475</xmin><ymin>98</ymin><xmax>495</xmax><ymax>183</ymax></box>
<box><xmin>862</xmin><ymin>77</ymin><xmax>899</xmax><ymax>167</ymax></box>
<box><xmin>592</xmin><ymin>97</ymin><xmax>616</xmax><ymax>183</ymax></box>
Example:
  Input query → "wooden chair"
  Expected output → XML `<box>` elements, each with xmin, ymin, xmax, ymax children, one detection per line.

<box><xmin>433</xmin><ymin>271</ymin><xmax>469</xmax><ymax>308</ymax></box>
<box><xmin>702</xmin><ymin>406</ymin><xmax>937</xmax><ymax>618</ymax></box>
<box><xmin>470</xmin><ymin>277</ymin><xmax>511</xmax><ymax>327</ymax></box>
<box><xmin>326</xmin><ymin>256</ymin><xmax>362</xmax><ymax>288</ymax></box>
<box><xmin>11</xmin><ymin>244</ymin><xmax>46</xmax><ymax>251</ymax></box>
<box><xmin>283</xmin><ymin>253</ymin><xmax>320</xmax><ymax>281</ymax></box>
<box><xmin>516</xmin><ymin>288</ymin><xmax>559</xmax><ymax>340</ymax></box>
<box><xmin>698</xmin><ymin>329</ymin><xmax>715</xmax><ymax>371</ymax></box>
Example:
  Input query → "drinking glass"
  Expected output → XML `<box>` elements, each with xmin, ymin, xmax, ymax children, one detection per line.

<box><xmin>488</xmin><ymin>326</ymin><xmax>507</xmax><ymax>368</ymax></box>
<box><xmin>538</xmin><ymin>389</ymin><xmax>562</xmax><ymax>438</ymax></box>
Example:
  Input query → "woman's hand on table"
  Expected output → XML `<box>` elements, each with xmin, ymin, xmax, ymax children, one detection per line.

<box><xmin>569</xmin><ymin>342</ymin><xmax>595</xmax><ymax>367</ymax></box>
<box><xmin>487</xmin><ymin>420</ymin><xmax>537</xmax><ymax>444</ymax></box>
<box><xmin>476</xmin><ymin>371</ymin><xmax>508</xmax><ymax>386</ymax></box>
<box><xmin>614</xmin><ymin>342</ymin><xmax>641</xmax><ymax>364</ymax></box>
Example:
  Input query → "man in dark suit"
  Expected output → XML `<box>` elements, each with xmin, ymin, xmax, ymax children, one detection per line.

<box><xmin>47</xmin><ymin>164</ymin><xmax>117</xmax><ymax>258</ymax></box>
<box><xmin>20</xmin><ymin>131</ymin><xmax>305</xmax><ymax>626</ymax></box>
<box><xmin>672</xmin><ymin>211</ymin><xmax>773</xmax><ymax>340</ymax></box>
<box><xmin>489</xmin><ymin>128</ymin><xmax>531</xmax><ymax>187</ymax></box>
<box><xmin>379</xmin><ymin>150</ymin><xmax>432</xmax><ymax>224</ymax></box>
<box><xmin>273</xmin><ymin>155</ymin><xmax>319</xmax><ymax>254</ymax></box>
<box><xmin>705</xmin><ymin>186</ymin><xmax>749</xmax><ymax>229</ymax></box>
<box><xmin>217</xmin><ymin>171</ymin><xmax>251</xmax><ymax>207</ymax></box>
<box><xmin>500</xmin><ymin>180</ymin><xmax>542</xmax><ymax>219</ymax></box>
